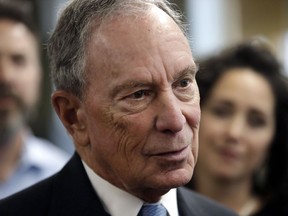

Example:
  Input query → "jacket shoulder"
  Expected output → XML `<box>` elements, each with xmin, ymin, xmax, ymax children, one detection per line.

<box><xmin>0</xmin><ymin>174</ymin><xmax>56</xmax><ymax>216</ymax></box>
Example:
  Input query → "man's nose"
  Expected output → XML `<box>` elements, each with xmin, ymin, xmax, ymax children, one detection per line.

<box><xmin>0</xmin><ymin>59</ymin><xmax>14</xmax><ymax>83</ymax></box>
<box><xmin>155</xmin><ymin>93</ymin><xmax>185</xmax><ymax>134</ymax></box>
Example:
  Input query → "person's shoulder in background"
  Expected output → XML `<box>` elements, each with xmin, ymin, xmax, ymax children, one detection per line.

<box><xmin>178</xmin><ymin>187</ymin><xmax>238</xmax><ymax>216</ymax></box>
<box><xmin>25</xmin><ymin>134</ymin><xmax>70</xmax><ymax>172</ymax></box>
<box><xmin>0</xmin><ymin>132</ymin><xmax>70</xmax><ymax>199</ymax></box>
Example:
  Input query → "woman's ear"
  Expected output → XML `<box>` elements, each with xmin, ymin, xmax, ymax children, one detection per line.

<box><xmin>51</xmin><ymin>90</ymin><xmax>89</xmax><ymax>147</ymax></box>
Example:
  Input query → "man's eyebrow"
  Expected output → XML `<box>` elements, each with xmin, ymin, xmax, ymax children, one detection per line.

<box><xmin>174</xmin><ymin>64</ymin><xmax>199</xmax><ymax>80</ymax></box>
<box><xmin>111</xmin><ymin>81</ymin><xmax>150</xmax><ymax>98</ymax></box>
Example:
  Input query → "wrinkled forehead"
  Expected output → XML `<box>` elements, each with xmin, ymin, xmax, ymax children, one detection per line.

<box><xmin>88</xmin><ymin>6</ymin><xmax>186</xmax><ymax>52</ymax></box>
<box><xmin>83</xmin><ymin>6</ymin><xmax>193</xmax><ymax>90</ymax></box>
<box><xmin>84</xmin><ymin>6</ymin><xmax>189</xmax><ymax>73</ymax></box>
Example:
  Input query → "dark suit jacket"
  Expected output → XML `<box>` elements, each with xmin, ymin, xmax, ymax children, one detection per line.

<box><xmin>0</xmin><ymin>153</ymin><xmax>237</xmax><ymax>216</ymax></box>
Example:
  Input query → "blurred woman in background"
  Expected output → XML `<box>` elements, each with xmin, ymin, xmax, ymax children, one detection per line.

<box><xmin>187</xmin><ymin>41</ymin><xmax>288</xmax><ymax>216</ymax></box>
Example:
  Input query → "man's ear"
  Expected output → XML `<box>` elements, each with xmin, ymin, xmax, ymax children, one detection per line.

<box><xmin>51</xmin><ymin>90</ymin><xmax>89</xmax><ymax>147</ymax></box>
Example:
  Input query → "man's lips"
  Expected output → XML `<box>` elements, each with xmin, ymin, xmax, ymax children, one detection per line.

<box><xmin>0</xmin><ymin>96</ymin><xmax>16</xmax><ymax>106</ymax></box>
<box><xmin>150</xmin><ymin>145</ymin><xmax>190</xmax><ymax>161</ymax></box>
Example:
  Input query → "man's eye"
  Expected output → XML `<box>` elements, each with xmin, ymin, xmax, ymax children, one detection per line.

<box><xmin>174</xmin><ymin>78</ymin><xmax>192</xmax><ymax>89</ymax></box>
<box><xmin>12</xmin><ymin>54</ymin><xmax>26</xmax><ymax>66</ymax></box>
<box><xmin>128</xmin><ymin>90</ymin><xmax>150</xmax><ymax>99</ymax></box>
<box><xmin>179</xmin><ymin>79</ymin><xmax>191</xmax><ymax>88</ymax></box>
<box><xmin>133</xmin><ymin>90</ymin><xmax>145</xmax><ymax>99</ymax></box>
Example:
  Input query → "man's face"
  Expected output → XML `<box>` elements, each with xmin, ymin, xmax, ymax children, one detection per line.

<box><xmin>79</xmin><ymin>8</ymin><xmax>200</xmax><ymax>200</ymax></box>
<box><xmin>0</xmin><ymin>20</ymin><xmax>41</xmax><ymax>143</ymax></box>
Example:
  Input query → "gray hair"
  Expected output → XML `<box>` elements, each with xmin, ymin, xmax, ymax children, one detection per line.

<box><xmin>48</xmin><ymin>0</ymin><xmax>187</xmax><ymax>98</ymax></box>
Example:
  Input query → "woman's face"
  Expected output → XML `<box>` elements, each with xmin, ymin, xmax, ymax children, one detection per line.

<box><xmin>197</xmin><ymin>68</ymin><xmax>275</xmax><ymax>181</ymax></box>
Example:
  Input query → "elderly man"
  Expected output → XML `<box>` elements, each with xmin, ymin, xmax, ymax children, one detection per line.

<box><xmin>0</xmin><ymin>0</ymin><xmax>236</xmax><ymax>215</ymax></box>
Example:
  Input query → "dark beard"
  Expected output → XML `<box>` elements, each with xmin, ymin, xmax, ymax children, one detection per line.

<box><xmin>0</xmin><ymin>83</ymin><xmax>26</xmax><ymax>111</ymax></box>
<box><xmin>0</xmin><ymin>83</ymin><xmax>29</xmax><ymax>147</ymax></box>
<box><xmin>0</xmin><ymin>120</ymin><xmax>22</xmax><ymax>147</ymax></box>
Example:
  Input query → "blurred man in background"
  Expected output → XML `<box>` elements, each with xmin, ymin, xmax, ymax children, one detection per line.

<box><xmin>0</xmin><ymin>0</ymin><xmax>69</xmax><ymax>199</ymax></box>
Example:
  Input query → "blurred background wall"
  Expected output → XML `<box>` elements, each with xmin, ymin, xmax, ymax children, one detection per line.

<box><xmin>16</xmin><ymin>0</ymin><xmax>288</xmax><ymax>153</ymax></box>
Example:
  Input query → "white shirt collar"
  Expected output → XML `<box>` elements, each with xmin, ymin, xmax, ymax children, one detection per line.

<box><xmin>82</xmin><ymin>160</ymin><xmax>179</xmax><ymax>216</ymax></box>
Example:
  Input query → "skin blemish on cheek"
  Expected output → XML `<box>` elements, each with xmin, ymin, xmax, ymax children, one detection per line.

<box><xmin>102</xmin><ymin>106</ymin><xmax>128</xmax><ymax>133</ymax></box>
<box><xmin>101</xmin><ymin>106</ymin><xmax>136</xmax><ymax>152</ymax></box>
<box><xmin>100</xmin><ymin>106</ymin><xmax>146</xmax><ymax>172</ymax></box>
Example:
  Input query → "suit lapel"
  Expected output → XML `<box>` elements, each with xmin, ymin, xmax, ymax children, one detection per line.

<box><xmin>177</xmin><ymin>187</ymin><xmax>205</xmax><ymax>216</ymax></box>
<box><xmin>48</xmin><ymin>153</ymin><xmax>110</xmax><ymax>216</ymax></box>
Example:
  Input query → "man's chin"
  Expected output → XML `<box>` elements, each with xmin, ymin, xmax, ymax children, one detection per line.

<box><xmin>150</xmin><ymin>168</ymin><xmax>193</xmax><ymax>190</ymax></box>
